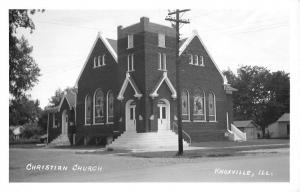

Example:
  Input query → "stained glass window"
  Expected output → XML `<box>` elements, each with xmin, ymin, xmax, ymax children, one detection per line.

<box><xmin>193</xmin><ymin>89</ymin><xmax>205</xmax><ymax>121</ymax></box>
<box><xmin>181</xmin><ymin>90</ymin><xmax>190</xmax><ymax>120</ymax></box>
<box><xmin>85</xmin><ymin>95</ymin><xmax>92</xmax><ymax>124</ymax></box>
<box><xmin>94</xmin><ymin>89</ymin><xmax>105</xmax><ymax>124</ymax></box>
<box><xmin>208</xmin><ymin>92</ymin><xmax>216</xmax><ymax>121</ymax></box>
<box><xmin>107</xmin><ymin>91</ymin><xmax>114</xmax><ymax>123</ymax></box>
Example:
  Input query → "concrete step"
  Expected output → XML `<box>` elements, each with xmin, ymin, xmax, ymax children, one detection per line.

<box><xmin>107</xmin><ymin>129</ymin><xmax>190</xmax><ymax>151</ymax></box>
<box><xmin>48</xmin><ymin>134</ymin><xmax>71</xmax><ymax>147</ymax></box>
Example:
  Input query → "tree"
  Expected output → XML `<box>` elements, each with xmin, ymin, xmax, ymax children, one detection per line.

<box><xmin>9</xmin><ymin>95</ymin><xmax>42</xmax><ymax>125</ymax></box>
<box><xmin>9</xmin><ymin>9</ymin><xmax>43</xmax><ymax>99</ymax></box>
<box><xmin>223</xmin><ymin>66</ymin><xmax>290</xmax><ymax>135</ymax></box>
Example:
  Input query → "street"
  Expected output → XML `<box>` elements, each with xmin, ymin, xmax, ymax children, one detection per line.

<box><xmin>9</xmin><ymin>147</ymin><xmax>289</xmax><ymax>182</ymax></box>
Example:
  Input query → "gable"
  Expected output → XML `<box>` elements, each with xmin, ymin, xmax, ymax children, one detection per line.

<box><xmin>75</xmin><ymin>33</ymin><xmax>118</xmax><ymax>88</ymax></box>
<box><xmin>179</xmin><ymin>31</ymin><xmax>227</xmax><ymax>84</ymax></box>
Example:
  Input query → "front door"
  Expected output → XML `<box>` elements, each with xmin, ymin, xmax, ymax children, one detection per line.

<box><xmin>62</xmin><ymin>110</ymin><xmax>68</xmax><ymax>135</ymax></box>
<box><xmin>157</xmin><ymin>99</ymin><xmax>170</xmax><ymax>131</ymax></box>
<box><xmin>126</xmin><ymin>100</ymin><xmax>136</xmax><ymax>132</ymax></box>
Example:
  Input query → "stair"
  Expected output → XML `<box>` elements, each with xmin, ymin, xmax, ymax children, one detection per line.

<box><xmin>226</xmin><ymin>124</ymin><xmax>247</xmax><ymax>141</ymax></box>
<box><xmin>106</xmin><ymin>129</ymin><xmax>190</xmax><ymax>151</ymax></box>
<box><xmin>48</xmin><ymin>134</ymin><xmax>71</xmax><ymax>147</ymax></box>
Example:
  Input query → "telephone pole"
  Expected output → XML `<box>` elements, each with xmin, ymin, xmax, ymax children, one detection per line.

<box><xmin>165</xmin><ymin>9</ymin><xmax>190</xmax><ymax>155</ymax></box>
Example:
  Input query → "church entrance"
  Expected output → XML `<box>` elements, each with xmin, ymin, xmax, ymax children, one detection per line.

<box><xmin>125</xmin><ymin>100</ymin><xmax>136</xmax><ymax>132</ymax></box>
<box><xmin>157</xmin><ymin>99</ymin><xmax>170</xmax><ymax>131</ymax></box>
<box><xmin>61</xmin><ymin>110</ymin><xmax>68</xmax><ymax>135</ymax></box>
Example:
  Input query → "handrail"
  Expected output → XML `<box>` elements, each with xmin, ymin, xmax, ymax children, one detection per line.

<box><xmin>172</xmin><ymin>121</ymin><xmax>192</xmax><ymax>145</ymax></box>
<box><xmin>231</xmin><ymin>124</ymin><xmax>247</xmax><ymax>141</ymax></box>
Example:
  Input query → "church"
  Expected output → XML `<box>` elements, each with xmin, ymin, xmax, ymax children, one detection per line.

<box><xmin>45</xmin><ymin>17</ymin><xmax>237</xmax><ymax>150</ymax></box>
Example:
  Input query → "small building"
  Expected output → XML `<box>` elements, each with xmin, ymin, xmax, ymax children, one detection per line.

<box><xmin>9</xmin><ymin>126</ymin><xmax>24</xmax><ymax>141</ymax></box>
<box><xmin>266</xmin><ymin>113</ymin><xmax>290</xmax><ymax>138</ymax></box>
<box><xmin>45</xmin><ymin>91</ymin><xmax>76</xmax><ymax>145</ymax></box>
<box><xmin>233</xmin><ymin>120</ymin><xmax>262</xmax><ymax>140</ymax></box>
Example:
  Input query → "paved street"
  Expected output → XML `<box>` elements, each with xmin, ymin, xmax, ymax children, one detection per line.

<box><xmin>9</xmin><ymin>146</ymin><xmax>289</xmax><ymax>182</ymax></box>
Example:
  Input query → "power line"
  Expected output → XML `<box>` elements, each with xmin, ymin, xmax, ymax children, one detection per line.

<box><xmin>165</xmin><ymin>9</ymin><xmax>190</xmax><ymax>156</ymax></box>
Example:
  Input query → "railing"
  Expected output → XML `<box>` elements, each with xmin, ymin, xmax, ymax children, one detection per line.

<box><xmin>172</xmin><ymin>121</ymin><xmax>192</xmax><ymax>145</ymax></box>
<box><xmin>231</xmin><ymin>124</ymin><xmax>247</xmax><ymax>141</ymax></box>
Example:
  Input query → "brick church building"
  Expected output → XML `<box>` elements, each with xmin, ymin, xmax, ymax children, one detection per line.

<box><xmin>46</xmin><ymin>17</ymin><xmax>237</xmax><ymax>150</ymax></box>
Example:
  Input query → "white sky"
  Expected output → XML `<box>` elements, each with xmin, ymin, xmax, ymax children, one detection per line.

<box><xmin>19</xmin><ymin>9</ymin><xmax>289</xmax><ymax>108</ymax></box>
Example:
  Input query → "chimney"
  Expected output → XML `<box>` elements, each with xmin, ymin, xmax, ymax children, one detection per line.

<box><xmin>140</xmin><ymin>17</ymin><xmax>149</xmax><ymax>29</ymax></box>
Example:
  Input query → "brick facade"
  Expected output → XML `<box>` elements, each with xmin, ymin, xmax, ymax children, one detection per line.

<box><xmin>47</xmin><ymin>16</ymin><xmax>235</xmax><ymax>145</ymax></box>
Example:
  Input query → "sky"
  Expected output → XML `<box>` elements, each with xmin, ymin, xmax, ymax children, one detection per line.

<box><xmin>19</xmin><ymin>9</ymin><xmax>290</xmax><ymax>108</ymax></box>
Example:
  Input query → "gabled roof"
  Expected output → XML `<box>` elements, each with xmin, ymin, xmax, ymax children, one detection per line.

<box><xmin>74</xmin><ymin>32</ymin><xmax>118</xmax><ymax>88</ymax></box>
<box><xmin>233</xmin><ymin>120</ymin><xmax>258</xmax><ymax>128</ymax></box>
<box><xmin>277</xmin><ymin>113</ymin><xmax>289</xmax><ymax>122</ymax></box>
<box><xmin>179</xmin><ymin>30</ymin><xmax>227</xmax><ymax>84</ymax></box>
<box><xmin>117</xmin><ymin>73</ymin><xmax>142</xmax><ymax>101</ymax></box>
<box><xmin>150</xmin><ymin>72</ymin><xmax>177</xmax><ymax>99</ymax></box>
<box><xmin>107</xmin><ymin>38</ymin><xmax>117</xmax><ymax>54</ymax></box>
<box><xmin>45</xmin><ymin>90</ymin><xmax>75</xmax><ymax>113</ymax></box>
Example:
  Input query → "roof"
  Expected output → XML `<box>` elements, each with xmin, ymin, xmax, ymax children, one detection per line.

<box><xmin>107</xmin><ymin>38</ymin><xmax>117</xmax><ymax>54</ymax></box>
<box><xmin>45</xmin><ymin>90</ymin><xmax>76</xmax><ymax>113</ymax></box>
<box><xmin>277</xmin><ymin>113</ymin><xmax>289</xmax><ymax>122</ymax></box>
<box><xmin>233</xmin><ymin>120</ymin><xmax>258</xmax><ymax>128</ymax></box>
<box><xmin>74</xmin><ymin>32</ymin><xmax>118</xmax><ymax>88</ymax></box>
<box><xmin>150</xmin><ymin>72</ymin><xmax>177</xmax><ymax>99</ymax></box>
<box><xmin>117</xmin><ymin>72</ymin><xmax>142</xmax><ymax>101</ymax></box>
<box><xmin>179</xmin><ymin>38</ymin><xmax>187</xmax><ymax>47</ymax></box>
<box><xmin>179</xmin><ymin>30</ymin><xmax>228</xmax><ymax>85</ymax></box>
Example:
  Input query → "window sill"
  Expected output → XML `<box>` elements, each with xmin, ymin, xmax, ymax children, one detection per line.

<box><xmin>158</xmin><ymin>45</ymin><xmax>166</xmax><ymax>48</ymax></box>
<box><xmin>127</xmin><ymin>70</ymin><xmax>135</xmax><ymax>72</ymax></box>
<box><xmin>158</xmin><ymin>69</ymin><xmax>167</xmax><ymax>71</ymax></box>
<box><xmin>193</xmin><ymin>120</ymin><xmax>206</xmax><ymax>122</ymax></box>
<box><xmin>94</xmin><ymin>123</ymin><xmax>105</xmax><ymax>125</ymax></box>
<box><xmin>182</xmin><ymin>120</ymin><xmax>191</xmax><ymax>122</ymax></box>
<box><xmin>106</xmin><ymin>122</ymin><xmax>114</xmax><ymax>124</ymax></box>
<box><xmin>127</xmin><ymin>47</ymin><xmax>134</xmax><ymax>50</ymax></box>
<box><xmin>208</xmin><ymin>121</ymin><xmax>218</xmax><ymax>123</ymax></box>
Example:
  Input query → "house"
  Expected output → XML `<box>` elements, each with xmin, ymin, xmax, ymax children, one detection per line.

<box><xmin>266</xmin><ymin>113</ymin><xmax>290</xmax><ymax>139</ymax></box>
<box><xmin>46</xmin><ymin>17</ymin><xmax>237</xmax><ymax>149</ymax></box>
<box><xmin>233</xmin><ymin>120</ymin><xmax>262</xmax><ymax>140</ymax></box>
<box><xmin>9</xmin><ymin>126</ymin><xmax>24</xmax><ymax>141</ymax></box>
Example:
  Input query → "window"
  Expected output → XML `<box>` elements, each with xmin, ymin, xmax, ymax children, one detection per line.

<box><xmin>53</xmin><ymin>113</ymin><xmax>58</xmax><ymax>128</ymax></box>
<box><xmin>193</xmin><ymin>89</ymin><xmax>206</xmax><ymax>121</ymax></box>
<box><xmin>158</xmin><ymin>33</ymin><xmax>165</xmax><ymax>47</ymax></box>
<box><xmin>199</xmin><ymin>56</ymin><xmax>204</xmax><ymax>66</ymax></box>
<box><xmin>98</xmin><ymin>56</ymin><xmax>101</xmax><ymax>67</ymax></box>
<box><xmin>194</xmin><ymin>55</ymin><xmax>199</xmax><ymax>65</ymax></box>
<box><xmin>94</xmin><ymin>57</ymin><xmax>97</xmax><ymax>68</ymax></box>
<box><xmin>106</xmin><ymin>90</ymin><xmax>114</xmax><ymax>123</ymax></box>
<box><xmin>85</xmin><ymin>95</ymin><xmax>92</xmax><ymax>124</ymax></box>
<box><xmin>208</xmin><ymin>92</ymin><xmax>216</xmax><ymax>121</ymax></box>
<box><xmin>94</xmin><ymin>55</ymin><xmax>106</xmax><ymax>68</ymax></box>
<box><xmin>94</xmin><ymin>89</ymin><xmax>105</xmax><ymax>124</ymax></box>
<box><xmin>127</xmin><ymin>53</ymin><xmax>134</xmax><ymax>72</ymax></box>
<box><xmin>102</xmin><ymin>55</ymin><xmax>106</xmax><ymax>66</ymax></box>
<box><xmin>158</xmin><ymin>53</ymin><xmax>166</xmax><ymax>71</ymax></box>
<box><xmin>181</xmin><ymin>90</ymin><xmax>190</xmax><ymax>121</ymax></box>
<box><xmin>128</xmin><ymin>34</ymin><xmax>133</xmax><ymax>49</ymax></box>
<box><xmin>189</xmin><ymin>54</ymin><xmax>193</xmax><ymax>64</ymax></box>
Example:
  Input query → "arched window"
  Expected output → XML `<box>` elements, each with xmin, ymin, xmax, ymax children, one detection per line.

<box><xmin>193</xmin><ymin>89</ymin><xmax>205</xmax><ymax>121</ymax></box>
<box><xmin>94</xmin><ymin>89</ymin><xmax>105</xmax><ymax>124</ymax></box>
<box><xmin>85</xmin><ymin>94</ymin><xmax>92</xmax><ymax>124</ymax></box>
<box><xmin>106</xmin><ymin>90</ymin><xmax>114</xmax><ymax>123</ymax></box>
<box><xmin>181</xmin><ymin>89</ymin><xmax>190</xmax><ymax>121</ymax></box>
<box><xmin>208</xmin><ymin>91</ymin><xmax>216</xmax><ymax>121</ymax></box>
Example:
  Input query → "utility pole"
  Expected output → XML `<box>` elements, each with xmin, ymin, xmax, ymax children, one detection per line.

<box><xmin>165</xmin><ymin>9</ymin><xmax>190</xmax><ymax>155</ymax></box>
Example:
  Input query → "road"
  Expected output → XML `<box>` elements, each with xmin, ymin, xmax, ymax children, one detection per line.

<box><xmin>9</xmin><ymin>147</ymin><xmax>289</xmax><ymax>182</ymax></box>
